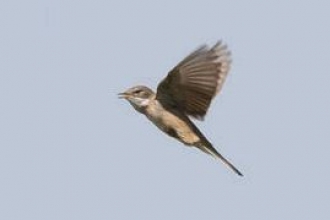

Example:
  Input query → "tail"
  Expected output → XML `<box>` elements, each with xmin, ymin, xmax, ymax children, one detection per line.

<box><xmin>195</xmin><ymin>141</ymin><xmax>243</xmax><ymax>176</ymax></box>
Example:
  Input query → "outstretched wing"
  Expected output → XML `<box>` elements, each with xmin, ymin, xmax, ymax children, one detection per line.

<box><xmin>156</xmin><ymin>41</ymin><xmax>231</xmax><ymax>120</ymax></box>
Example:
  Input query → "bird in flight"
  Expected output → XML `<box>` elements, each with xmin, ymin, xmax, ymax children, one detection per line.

<box><xmin>118</xmin><ymin>41</ymin><xmax>243</xmax><ymax>176</ymax></box>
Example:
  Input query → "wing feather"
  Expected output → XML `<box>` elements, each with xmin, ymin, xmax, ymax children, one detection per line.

<box><xmin>156</xmin><ymin>41</ymin><xmax>231</xmax><ymax>120</ymax></box>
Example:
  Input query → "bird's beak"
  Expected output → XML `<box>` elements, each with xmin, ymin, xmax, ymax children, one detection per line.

<box><xmin>118</xmin><ymin>92</ymin><xmax>129</xmax><ymax>99</ymax></box>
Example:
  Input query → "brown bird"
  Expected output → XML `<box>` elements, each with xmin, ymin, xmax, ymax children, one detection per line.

<box><xmin>119</xmin><ymin>41</ymin><xmax>243</xmax><ymax>176</ymax></box>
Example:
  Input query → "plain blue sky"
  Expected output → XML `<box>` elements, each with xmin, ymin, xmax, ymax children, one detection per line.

<box><xmin>1</xmin><ymin>0</ymin><xmax>330</xmax><ymax>219</ymax></box>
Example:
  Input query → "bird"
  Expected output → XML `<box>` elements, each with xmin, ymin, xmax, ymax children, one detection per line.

<box><xmin>118</xmin><ymin>41</ymin><xmax>243</xmax><ymax>176</ymax></box>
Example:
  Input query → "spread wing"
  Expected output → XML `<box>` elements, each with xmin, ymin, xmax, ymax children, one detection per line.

<box><xmin>156</xmin><ymin>41</ymin><xmax>231</xmax><ymax>120</ymax></box>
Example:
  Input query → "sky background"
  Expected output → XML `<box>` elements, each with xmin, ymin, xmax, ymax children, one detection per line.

<box><xmin>1</xmin><ymin>0</ymin><xmax>330</xmax><ymax>219</ymax></box>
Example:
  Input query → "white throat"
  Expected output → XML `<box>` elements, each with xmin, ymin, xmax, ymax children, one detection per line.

<box><xmin>140</xmin><ymin>98</ymin><xmax>150</xmax><ymax>106</ymax></box>
<box><xmin>129</xmin><ymin>97</ymin><xmax>150</xmax><ymax>108</ymax></box>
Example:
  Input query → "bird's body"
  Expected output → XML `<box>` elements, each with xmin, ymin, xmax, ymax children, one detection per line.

<box><xmin>119</xmin><ymin>41</ymin><xmax>243</xmax><ymax>176</ymax></box>
<box><xmin>143</xmin><ymin>95</ymin><xmax>200</xmax><ymax>145</ymax></box>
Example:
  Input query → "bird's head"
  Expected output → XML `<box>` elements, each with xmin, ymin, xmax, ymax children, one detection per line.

<box><xmin>118</xmin><ymin>85</ymin><xmax>155</xmax><ymax>112</ymax></box>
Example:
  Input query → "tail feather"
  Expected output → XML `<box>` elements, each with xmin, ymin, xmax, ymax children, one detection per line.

<box><xmin>196</xmin><ymin>141</ymin><xmax>243</xmax><ymax>176</ymax></box>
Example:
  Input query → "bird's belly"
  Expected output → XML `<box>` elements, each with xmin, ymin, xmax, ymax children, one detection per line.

<box><xmin>144</xmin><ymin>108</ymin><xmax>200</xmax><ymax>145</ymax></box>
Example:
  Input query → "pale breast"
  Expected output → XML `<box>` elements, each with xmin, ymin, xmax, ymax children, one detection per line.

<box><xmin>144</xmin><ymin>100</ymin><xmax>200</xmax><ymax>145</ymax></box>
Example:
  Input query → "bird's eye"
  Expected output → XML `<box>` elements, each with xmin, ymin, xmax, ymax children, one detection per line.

<box><xmin>133</xmin><ymin>90</ymin><xmax>141</xmax><ymax>94</ymax></box>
